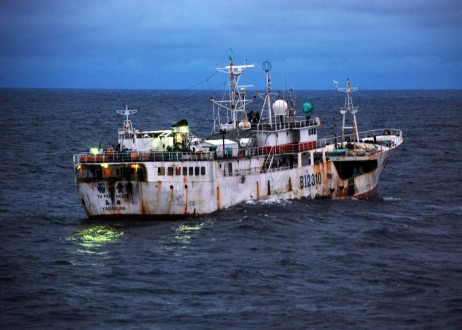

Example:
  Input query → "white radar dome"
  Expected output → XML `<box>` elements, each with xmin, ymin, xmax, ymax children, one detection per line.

<box><xmin>272</xmin><ymin>100</ymin><xmax>288</xmax><ymax>116</ymax></box>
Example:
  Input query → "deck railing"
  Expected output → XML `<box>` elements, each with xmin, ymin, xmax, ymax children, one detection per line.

<box><xmin>74</xmin><ymin>128</ymin><xmax>402</xmax><ymax>165</ymax></box>
<box><xmin>73</xmin><ymin>150</ymin><xmax>215</xmax><ymax>165</ymax></box>
<box><xmin>255</xmin><ymin>117</ymin><xmax>320</xmax><ymax>131</ymax></box>
<box><xmin>317</xmin><ymin>128</ymin><xmax>403</xmax><ymax>148</ymax></box>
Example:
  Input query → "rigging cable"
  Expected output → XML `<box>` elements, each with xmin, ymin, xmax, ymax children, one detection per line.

<box><xmin>183</xmin><ymin>70</ymin><xmax>220</xmax><ymax>90</ymax></box>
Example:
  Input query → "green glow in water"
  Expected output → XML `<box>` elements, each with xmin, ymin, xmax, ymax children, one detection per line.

<box><xmin>67</xmin><ymin>225</ymin><xmax>124</xmax><ymax>250</ymax></box>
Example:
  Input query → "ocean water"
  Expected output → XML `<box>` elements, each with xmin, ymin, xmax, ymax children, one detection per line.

<box><xmin>1</xmin><ymin>88</ymin><xmax>462</xmax><ymax>329</ymax></box>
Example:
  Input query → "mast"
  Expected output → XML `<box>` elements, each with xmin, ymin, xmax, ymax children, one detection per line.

<box><xmin>229</xmin><ymin>49</ymin><xmax>236</xmax><ymax>127</ymax></box>
<box><xmin>334</xmin><ymin>79</ymin><xmax>359</xmax><ymax>144</ymax></box>
<box><xmin>262</xmin><ymin>61</ymin><xmax>273</xmax><ymax>125</ymax></box>
<box><xmin>116</xmin><ymin>105</ymin><xmax>138</xmax><ymax>150</ymax></box>
<box><xmin>256</xmin><ymin>60</ymin><xmax>286</xmax><ymax>126</ymax></box>
<box><xmin>211</xmin><ymin>49</ymin><xmax>254</xmax><ymax>134</ymax></box>
<box><xmin>117</xmin><ymin>105</ymin><xmax>137</xmax><ymax>130</ymax></box>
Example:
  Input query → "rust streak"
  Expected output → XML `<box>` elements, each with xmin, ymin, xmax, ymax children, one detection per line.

<box><xmin>216</xmin><ymin>186</ymin><xmax>220</xmax><ymax>209</ymax></box>
<box><xmin>140</xmin><ymin>183</ymin><xmax>147</xmax><ymax>214</ymax></box>
<box><xmin>156</xmin><ymin>181</ymin><xmax>162</xmax><ymax>211</ymax></box>
<box><xmin>183</xmin><ymin>176</ymin><xmax>188</xmax><ymax>215</ymax></box>
<box><xmin>167</xmin><ymin>184</ymin><xmax>174</xmax><ymax>214</ymax></box>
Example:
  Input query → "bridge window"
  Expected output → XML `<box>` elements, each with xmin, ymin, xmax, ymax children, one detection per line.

<box><xmin>76</xmin><ymin>164</ymin><xmax>147</xmax><ymax>182</ymax></box>
<box><xmin>301</xmin><ymin>153</ymin><xmax>311</xmax><ymax>166</ymax></box>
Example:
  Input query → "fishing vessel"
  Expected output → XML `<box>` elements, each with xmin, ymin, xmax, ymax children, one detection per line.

<box><xmin>73</xmin><ymin>50</ymin><xmax>403</xmax><ymax>219</ymax></box>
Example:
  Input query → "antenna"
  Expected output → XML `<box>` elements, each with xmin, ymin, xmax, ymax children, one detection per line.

<box><xmin>227</xmin><ymin>48</ymin><xmax>235</xmax><ymax>61</ymax></box>
<box><xmin>334</xmin><ymin>79</ymin><xmax>360</xmax><ymax>144</ymax></box>
<box><xmin>116</xmin><ymin>105</ymin><xmax>137</xmax><ymax>130</ymax></box>
<box><xmin>261</xmin><ymin>61</ymin><xmax>274</xmax><ymax>125</ymax></box>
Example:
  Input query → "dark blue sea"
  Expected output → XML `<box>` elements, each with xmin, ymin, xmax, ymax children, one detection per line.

<box><xmin>1</xmin><ymin>88</ymin><xmax>462</xmax><ymax>329</ymax></box>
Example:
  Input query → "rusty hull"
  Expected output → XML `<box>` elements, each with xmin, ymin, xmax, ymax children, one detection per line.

<box><xmin>75</xmin><ymin>144</ymin><xmax>395</xmax><ymax>219</ymax></box>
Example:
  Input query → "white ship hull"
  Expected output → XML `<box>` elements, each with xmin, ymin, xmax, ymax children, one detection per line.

<box><xmin>74</xmin><ymin>135</ymin><xmax>401</xmax><ymax>220</ymax></box>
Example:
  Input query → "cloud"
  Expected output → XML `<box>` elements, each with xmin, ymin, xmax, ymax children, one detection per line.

<box><xmin>0</xmin><ymin>0</ymin><xmax>461</xmax><ymax>89</ymax></box>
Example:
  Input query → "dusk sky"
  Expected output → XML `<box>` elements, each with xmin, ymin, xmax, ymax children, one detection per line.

<box><xmin>1</xmin><ymin>0</ymin><xmax>461</xmax><ymax>90</ymax></box>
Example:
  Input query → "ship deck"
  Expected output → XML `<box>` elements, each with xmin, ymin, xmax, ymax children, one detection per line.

<box><xmin>73</xmin><ymin>128</ymin><xmax>402</xmax><ymax>165</ymax></box>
